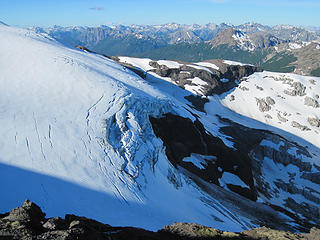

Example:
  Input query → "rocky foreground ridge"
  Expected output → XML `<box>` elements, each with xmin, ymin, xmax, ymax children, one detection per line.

<box><xmin>1</xmin><ymin>200</ymin><xmax>319</xmax><ymax>240</ymax></box>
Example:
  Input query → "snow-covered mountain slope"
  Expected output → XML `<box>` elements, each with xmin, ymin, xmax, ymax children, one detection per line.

<box><xmin>116</xmin><ymin>56</ymin><xmax>320</xmax><ymax>230</ymax></box>
<box><xmin>0</xmin><ymin>24</ymin><xmax>283</xmax><ymax>232</ymax></box>
<box><xmin>0</xmin><ymin>24</ymin><xmax>319</xmax><ymax>233</ymax></box>
<box><xmin>220</xmin><ymin>72</ymin><xmax>320</xmax><ymax>147</ymax></box>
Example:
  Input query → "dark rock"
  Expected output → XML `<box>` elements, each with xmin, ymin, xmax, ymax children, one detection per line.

<box><xmin>149</xmin><ymin>113</ymin><xmax>258</xmax><ymax>201</ymax></box>
<box><xmin>304</xmin><ymin>96</ymin><xmax>319</xmax><ymax>108</ymax></box>
<box><xmin>4</xmin><ymin>200</ymin><xmax>45</xmax><ymax>231</ymax></box>
<box><xmin>37</xmin><ymin>230</ymin><xmax>70</xmax><ymax>240</ymax></box>
<box><xmin>256</xmin><ymin>85</ymin><xmax>264</xmax><ymax>91</ymax></box>
<box><xmin>1</xmin><ymin>201</ymin><xmax>320</xmax><ymax>240</ymax></box>
<box><xmin>277</xmin><ymin>113</ymin><xmax>288</xmax><ymax>122</ymax></box>
<box><xmin>75</xmin><ymin>45</ymin><xmax>94</xmax><ymax>53</ymax></box>
<box><xmin>119</xmin><ymin>62</ymin><xmax>147</xmax><ymax>79</ymax></box>
<box><xmin>184</xmin><ymin>95</ymin><xmax>209</xmax><ymax>112</ymax></box>
<box><xmin>301</xmin><ymin>172</ymin><xmax>320</xmax><ymax>184</ymax></box>
<box><xmin>284</xmin><ymin>82</ymin><xmax>306</xmax><ymax>96</ymax></box>
<box><xmin>148</xmin><ymin>60</ymin><xmax>261</xmax><ymax>96</ymax></box>
<box><xmin>308</xmin><ymin>117</ymin><xmax>320</xmax><ymax>127</ymax></box>
<box><xmin>65</xmin><ymin>214</ymin><xmax>111</xmax><ymax>232</ymax></box>
<box><xmin>243</xmin><ymin>226</ymin><xmax>302</xmax><ymax>240</ymax></box>
<box><xmin>266</xmin><ymin>96</ymin><xmax>275</xmax><ymax>105</ymax></box>
<box><xmin>161</xmin><ymin>222</ymin><xmax>247</xmax><ymax>239</ymax></box>
<box><xmin>43</xmin><ymin>217</ymin><xmax>66</xmax><ymax>230</ymax></box>
<box><xmin>255</xmin><ymin>98</ymin><xmax>272</xmax><ymax>112</ymax></box>
<box><xmin>291</xmin><ymin>121</ymin><xmax>311</xmax><ymax>131</ymax></box>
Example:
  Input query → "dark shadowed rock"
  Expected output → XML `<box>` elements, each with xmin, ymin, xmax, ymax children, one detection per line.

<box><xmin>148</xmin><ymin>59</ymin><xmax>261</xmax><ymax>97</ymax></box>
<box><xmin>1</xmin><ymin>201</ymin><xmax>320</xmax><ymax>239</ymax></box>
<box><xmin>43</xmin><ymin>217</ymin><xmax>67</xmax><ymax>230</ymax></box>
<box><xmin>4</xmin><ymin>199</ymin><xmax>45</xmax><ymax>231</ymax></box>
<box><xmin>149</xmin><ymin>113</ymin><xmax>320</xmax><ymax>229</ymax></box>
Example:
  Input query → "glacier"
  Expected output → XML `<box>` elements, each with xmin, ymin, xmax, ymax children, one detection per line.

<box><xmin>0</xmin><ymin>24</ymin><xmax>319</xmax><ymax>232</ymax></box>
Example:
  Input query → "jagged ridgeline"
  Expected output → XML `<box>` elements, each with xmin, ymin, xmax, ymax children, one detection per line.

<box><xmin>1</xmin><ymin>200</ymin><xmax>319</xmax><ymax>240</ymax></box>
<box><xmin>34</xmin><ymin>22</ymin><xmax>320</xmax><ymax>76</ymax></box>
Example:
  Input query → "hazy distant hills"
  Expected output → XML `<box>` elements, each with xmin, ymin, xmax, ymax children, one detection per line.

<box><xmin>33</xmin><ymin>22</ymin><xmax>320</xmax><ymax>76</ymax></box>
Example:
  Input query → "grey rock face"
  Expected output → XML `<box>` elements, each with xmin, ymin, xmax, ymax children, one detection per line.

<box><xmin>43</xmin><ymin>217</ymin><xmax>67</xmax><ymax>230</ymax></box>
<box><xmin>2</xmin><ymin>201</ymin><xmax>320</xmax><ymax>240</ymax></box>
<box><xmin>308</xmin><ymin>117</ymin><xmax>320</xmax><ymax>127</ymax></box>
<box><xmin>239</xmin><ymin>86</ymin><xmax>249</xmax><ymax>91</ymax></box>
<box><xmin>277</xmin><ymin>113</ymin><xmax>288</xmax><ymax>122</ymax></box>
<box><xmin>304</xmin><ymin>96</ymin><xmax>319</xmax><ymax>108</ymax></box>
<box><xmin>256</xmin><ymin>85</ymin><xmax>264</xmax><ymax>91</ymax></box>
<box><xmin>256</xmin><ymin>98</ymin><xmax>271</xmax><ymax>112</ymax></box>
<box><xmin>150</xmin><ymin>112</ymin><xmax>320</xmax><ymax>230</ymax></box>
<box><xmin>148</xmin><ymin>60</ymin><xmax>261</xmax><ymax>97</ymax></box>
<box><xmin>249</xmin><ymin>133</ymin><xmax>320</xmax><ymax>228</ymax></box>
<box><xmin>4</xmin><ymin>199</ymin><xmax>45</xmax><ymax>230</ymax></box>
<box><xmin>302</xmin><ymin>172</ymin><xmax>320</xmax><ymax>184</ymax></box>
<box><xmin>266</xmin><ymin>97</ymin><xmax>275</xmax><ymax>105</ymax></box>
<box><xmin>291</xmin><ymin>121</ymin><xmax>311</xmax><ymax>131</ymax></box>
<box><xmin>284</xmin><ymin>82</ymin><xmax>306</xmax><ymax>96</ymax></box>
<box><xmin>309</xmin><ymin>79</ymin><xmax>316</xmax><ymax>85</ymax></box>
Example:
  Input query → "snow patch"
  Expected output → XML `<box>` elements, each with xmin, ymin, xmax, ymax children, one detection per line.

<box><xmin>219</xmin><ymin>172</ymin><xmax>249</xmax><ymax>189</ymax></box>
<box><xmin>182</xmin><ymin>154</ymin><xmax>215</xmax><ymax>169</ymax></box>
<box><xmin>187</xmin><ymin>64</ymin><xmax>213</xmax><ymax>74</ymax></box>
<box><xmin>195</xmin><ymin>62</ymin><xmax>219</xmax><ymax>70</ymax></box>
<box><xmin>157</xmin><ymin>60</ymin><xmax>182</xmax><ymax>69</ymax></box>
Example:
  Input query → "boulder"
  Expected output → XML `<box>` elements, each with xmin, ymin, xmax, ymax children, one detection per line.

<box><xmin>4</xmin><ymin>199</ymin><xmax>45</xmax><ymax>230</ymax></box>
<box><xmin>304</xmin><ymin>96</ymin><xmax>319</xmax><ymax>108</ymax></box>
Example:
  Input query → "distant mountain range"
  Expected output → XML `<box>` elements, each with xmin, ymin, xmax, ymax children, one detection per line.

<box><xmin>32</xmin><ymin>22</ymin><xmax>320</xmax><ymax>76</ymax></box>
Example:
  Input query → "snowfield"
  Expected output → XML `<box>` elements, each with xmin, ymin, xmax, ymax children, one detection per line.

<box><xmin>1</xmin><ymin>24</ymin><xmax>319</xmax><ymax>232</ymax></box>
<box><xmin>220</xmin><ymin>72</ymin><xmax>320</xmax><ymax>148</ymax></box>
<box><xmin>0</xmin><ymin>24</ymin><xmax>264</xmax><ymax>232</ymax></box>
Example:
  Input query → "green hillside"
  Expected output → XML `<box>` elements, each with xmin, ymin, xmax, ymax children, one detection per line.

<box><xmin>92</xmin><ymin>36</ymin><xmax>166</xmax><ymax>56</ymax></box>
<box><xmin>93</xmin><ymin>39</ymin><xmax>312</xmax><ymax>76</ymax></box>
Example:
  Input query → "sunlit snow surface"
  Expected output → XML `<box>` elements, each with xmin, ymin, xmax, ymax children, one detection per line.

<box><xmin>220</xmin><ymin>71</ymin><xmax>320</xmax><ymax>148</ymax></box>
<box><xmin>2</xmin><ymin>24</ymin><xmax>320</xmax><ymax>232</ymax></box>
<box><xmin>118</xmin><ymin>54</ymin><xmax>320</xmax><ymax>229</ymax></box>
<box><xmin>0</xmin><ymin>24</ymin><xmax>261</xmax><ymax>231</ymax></box>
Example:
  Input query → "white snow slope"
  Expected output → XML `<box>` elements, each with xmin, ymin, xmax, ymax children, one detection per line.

<box><xmin>117</xmin><ymin>55</ymin><xmax>320</xmax><ymax>229</ymax></box>
<box><xmin>220</xmin><ymin>72</ymin><xmax>320</xmax><ymax>148</ymax></box>
<box><xmin>0</xmin><ymin>25</ymin><xmax>268</xmax><ymax>231</ymax></box>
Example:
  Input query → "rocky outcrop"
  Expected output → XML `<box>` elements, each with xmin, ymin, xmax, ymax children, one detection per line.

<box><xmin>74</xmin><ymin>47</ymin><xmax>147</xmax><ymax>79</ymax></box>
<box><xmin>75</xmin><ymin>45</ymin><xmax>94</xmax><ymax>53</ymax></box>
<box><xmin>304</xmin><ymin>96</ymin><xmax>319</xmax><ymax>108</ymax></box>
<box><xmin>284</xmin><ymin>82</ymin><xmax>306</xmax><ymax>96</ymax></box>
<box><xmin>1</xmin><ymin>201</ymin><xmax>319</xmax><ymax>240</ymax></box>
<box><xmin>256</xmin><ymin>98</ymin><xmax>272</xmax><ymax>112</ymax></box>
<box><xmin>277</xmin><ymin>113</ymin><xmax>288</xmax><ymax>122</ymax></box>
<box><xmin>0</xmin><ymin>200</ymin><xmax>158</xmax><ymax>240</ymax></box>
<box><xmin>209</xmin><ymin>28</ymin><xmax>285</xmax><ymax>51</ymax></box>
<box><xmin>308</xmin><ymin>117</ymin><xmax>320</xmax><ymax>127</ymax></box>
<box><xmin>148</xmin><ymin>59</ymin><xmax>261</xmax><ymax>96</ymax></box>
<box><xmin>150</xmin><ymin>113</ymin><xmax>320</xmax><ymax>230</ymax></box>
<box><xmin>291</xmin><ymin>121</ymin><xmax>311</xmax><ymax>131</ymax></box>
<box><xmin>149</xmin><ymin>113</ymin><xmax>258</xmax><ymax>201</ymax></box>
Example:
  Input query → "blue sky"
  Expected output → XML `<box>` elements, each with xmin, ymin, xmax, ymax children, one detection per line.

<box><xmin>1</xmin><ymin>0</ymin><xmax>319</xmax><ymax>27</ymax></box>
